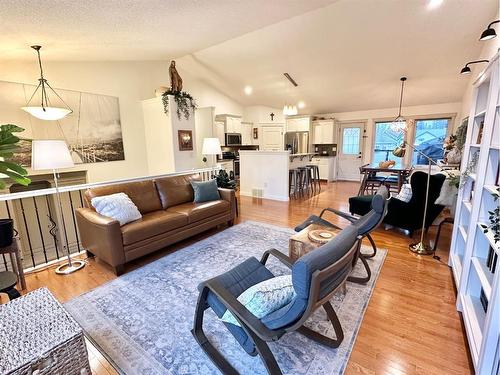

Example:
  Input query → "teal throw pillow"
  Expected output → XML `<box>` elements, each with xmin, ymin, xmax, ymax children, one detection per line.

<box><xmin>191</xmin><ymin>179</ymin><xmax>220</xmax><ymax>203</ymax></box>
<box><xmin>220</xmin><ymin>275</ymin><xmax>296</xmax><ymax>327</ymax></box>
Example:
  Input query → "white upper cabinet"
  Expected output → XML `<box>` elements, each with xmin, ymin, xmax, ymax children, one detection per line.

<box><xmin>216</xmin><ymin>115</ymin><xmax>242</xmax><ymax>134</ymax></box>
<box><xmin>241</xmin><ymin>122</ymin><xmax>253</xmax><ymax>145</ymax></box>
<box><xmin>286</xmin><ymin>116</ymin><xmax>311</xmax><ymax>132</ymax></box>
<box><xmin>312</xmin><ymin>120</ymin><xmax>335</xmax><ymax>144</ymax></box>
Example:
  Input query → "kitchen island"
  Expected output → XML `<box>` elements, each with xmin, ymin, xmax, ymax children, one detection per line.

<box><xmin>239</xmin><ymin>150</ymin><xmax>316</xmax><ymax>201</ymax></box>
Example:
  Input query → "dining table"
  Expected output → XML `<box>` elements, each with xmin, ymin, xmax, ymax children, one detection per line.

<box><xmin>357</xmin><ymin>163</ymin><xmax>412</xmax><ymax>196</ymax></box>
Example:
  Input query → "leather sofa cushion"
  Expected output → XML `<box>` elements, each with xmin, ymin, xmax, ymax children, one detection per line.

<box><xmin>167</xmin><ymin>200</ymin><xmax>229</xmax><ymax>223</ymax></box>
<box><xmin>85</xmin><ymin>180</ymin><xmax>163</xmax><ymax>214</ymax></box>
<box><xmin>121</xmin><ymin>210</ymin><xmax>188</xmax><ymax>245</ymax></box>
<box><xmin>154</xmin><ymin>174</ymin><xmax>201</xmax><ymax>209</ymax></box>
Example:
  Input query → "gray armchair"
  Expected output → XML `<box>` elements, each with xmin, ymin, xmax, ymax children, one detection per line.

<box><xmin>192</xmin><ymin>225</ymin><xmax>361</xmax><ymax>375</ymax></box>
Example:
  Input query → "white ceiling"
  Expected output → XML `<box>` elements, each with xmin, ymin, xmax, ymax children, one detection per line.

<box><xmin>184</xmin><ymin>0</ymin><xmax>499</xmax><ymax>113</ymax></box>
<box><xmin>0</xmin><ymin>0</ymin><xmax>336</xmax><ymax>60</ymax></box>
<box><xmin>0</xmin><ymin>0</ymin><xmax>498</xmax><ymax>113</ymax></box>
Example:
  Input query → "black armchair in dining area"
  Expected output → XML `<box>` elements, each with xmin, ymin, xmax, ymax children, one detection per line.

<box><xmin>349</xmin><ymin>171</ymin><xmax>446</xmax><ymax>237</ymax></box>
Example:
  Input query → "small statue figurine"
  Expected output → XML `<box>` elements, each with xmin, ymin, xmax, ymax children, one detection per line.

<box><xmin>169</xmin><ymin>60</ymin><xmax>183</xmax><ymax>92</ymax></box>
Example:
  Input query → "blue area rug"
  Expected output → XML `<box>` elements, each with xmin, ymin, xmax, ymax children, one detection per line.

<box><xmin>65</xmin><ymin>221</ymin><xmax>386</xmax><ymax>374</ymax></box>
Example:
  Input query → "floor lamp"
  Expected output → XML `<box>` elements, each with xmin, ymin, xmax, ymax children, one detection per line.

<box><xmin>392</xmin><ymin>141</ymin><xmax>450</xmax><ymax>255</ymax></box>
<box><xmin>31</xmin><ymin>140</ymin><xmax>86</xmax><ymax>274</ymax></box>
<box><xmin>202</xmin><ymin>138</ymin><xmax>222</xmax><ymax>178</ymax></box>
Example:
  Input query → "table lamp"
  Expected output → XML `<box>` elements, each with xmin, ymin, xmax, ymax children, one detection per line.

<box><xmin>202</xmin><ymin>138</ymin><xmax>222</xmax><ymax>178</ymax></box>
<box><xmin>31</xmin><ymin>140</ymin><xmax>85</xmax><ymax>274</ymax></box>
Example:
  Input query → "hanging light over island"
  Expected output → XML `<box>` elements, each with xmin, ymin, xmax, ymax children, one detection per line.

<box><xmin>21</xmin><ymin>45</ymin><xmax>73</xmax><ymax>121</ymax></box>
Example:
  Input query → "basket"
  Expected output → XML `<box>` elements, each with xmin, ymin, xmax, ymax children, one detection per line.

<box><xmin>0</xmin><ymin>288</ymin><xmax>91</xmax><ymax>375</ymax></box>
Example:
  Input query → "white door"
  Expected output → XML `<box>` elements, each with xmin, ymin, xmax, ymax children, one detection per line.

<box><xmin>262</xmin><ymin>126</ymin><xmax>283</xmax><ymax>151</ymax></box>
<box><xmin>337</xmin><ymin>123</ymin><xmax>363</xmax><ymax>181</ymax></box>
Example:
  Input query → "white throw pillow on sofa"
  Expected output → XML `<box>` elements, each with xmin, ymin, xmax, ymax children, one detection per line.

<box><xmin>91</xmin><ymin>193</ymin><xmax>142</xmax><ymax>226</ymax></box>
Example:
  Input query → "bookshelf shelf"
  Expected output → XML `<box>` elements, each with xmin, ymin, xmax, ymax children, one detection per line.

<box><xmin>471</xmin><ymin>257</ymin><xmax>493</xmax><ymax>301</ymax></box>
<box><xmin>477</xmin><ymin>222</ymin><xmax>500</xmax><ymax>254</ymax></box>
<box><xmin>449</xmin><ymin>52</ymin><xmax>499</xmax><ymax>374</ymax></box>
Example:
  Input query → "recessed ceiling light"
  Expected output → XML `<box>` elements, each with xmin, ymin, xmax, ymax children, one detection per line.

<box><xmin>427</xmin><ymin>0</ymin><xmax>443</xmax><ymax>10</ymax></box>
<box><xmin>244</xmin><ymin>86</ymin><xmax>252</xmax><ymax>95</ymax></box>
<box><xmin>298</xmin><ymin>101</ymin><xmax>306</xmax><ymax>109</ymax></box>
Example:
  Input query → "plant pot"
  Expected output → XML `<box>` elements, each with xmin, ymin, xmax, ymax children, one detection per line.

<box><xmin>0</xmin><ymin>219</ymin><xmax>14</xmax><ymax>247</ymax></box>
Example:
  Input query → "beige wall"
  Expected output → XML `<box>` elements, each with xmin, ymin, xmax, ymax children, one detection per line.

<box><xmin>0</xmin><ymin>60</ymin><xmax>166</xmax><ymax>183</ymax></box>
<box><xmin>0</xmin><ymin>59</ymin><xmax>244</xmax><ymax>184</ymax></box>
<box><xmin>320</xmin><ymin>101</ymin><xmax>462</xmax><ymax>165</ymax></box>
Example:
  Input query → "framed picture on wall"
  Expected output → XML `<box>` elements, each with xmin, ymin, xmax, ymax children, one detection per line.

<box><xmin>178</xmin><ymin>130</ymin><xmax>193</xmax><ymax>151</ymax></box>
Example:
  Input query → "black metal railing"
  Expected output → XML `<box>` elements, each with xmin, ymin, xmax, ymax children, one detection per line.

<box><xmin>0</xmin><ymin>168</ymin><xmax>214</xmax><ymax>273</ymax></box>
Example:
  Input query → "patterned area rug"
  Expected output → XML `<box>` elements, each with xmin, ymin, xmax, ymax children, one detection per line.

<box><xmin>65</xmin><ymin>221</ymin><xmax>386</xmax><ymax>375</ymax></box>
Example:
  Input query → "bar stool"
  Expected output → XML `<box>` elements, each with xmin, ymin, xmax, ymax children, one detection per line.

<box><xmin>298</xmin><ymin>167</ymin><xmax>312</xmax><ymax>197</ymax></box>
<box><xmin>307</xmin><ymin>164</ymin><xmax>321</xmax><ymax>193</ymax></box>
<box><xmin>289</xmin><ymin>169</ymin><xmax>302</xmax><ymax>198</ymax></box>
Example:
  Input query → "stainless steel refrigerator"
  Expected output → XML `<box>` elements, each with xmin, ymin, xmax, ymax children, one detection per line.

<box><xmin>284</xmin><ymin>131</ymin><xmax>309</xmax><ymax>154</ymax></box>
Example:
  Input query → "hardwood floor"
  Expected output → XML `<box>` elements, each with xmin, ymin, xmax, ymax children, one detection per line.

<box><xmin>2</xmin><ymin>181</ymin><xmax>472</xmax><ymax>375</ymax></box>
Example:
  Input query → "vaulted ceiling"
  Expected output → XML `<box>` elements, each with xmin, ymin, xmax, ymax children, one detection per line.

<box><xmin>1</xmin><ymin>0</ymin><xmax>498</xmax><ymax>113</ymax></box>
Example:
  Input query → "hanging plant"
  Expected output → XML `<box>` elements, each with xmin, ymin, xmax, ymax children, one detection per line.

<box><xmin>454</xmin><ymin>150</ymin><xmax>479</xmax><ymax>189</ymax></box>
<box><xmin>161</xmin><ymin>89</ymin><xmax>197</xmax><ymax>120</ymax></box>
<box><xmin>480</xmin><ymin>188</ymin><xmax>500</xmax><ymax>243</ymax></box>
<box><xmin>0</xmin><ymin>124</ymin><xmax>31</xmax><ymax>189</ymax></box>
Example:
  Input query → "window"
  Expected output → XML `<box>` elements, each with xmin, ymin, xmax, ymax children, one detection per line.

<box><xmin>372</xmin><ymin>118</ymin><xmax>451</xmax><ymax>166</ymax></box>
<box><xmin>412</xmin><ymin>118</ymin><xmax>450</xmax><ymax>165</ymax></box>
<box><xmin>342</xmin><ymin>127</ymin><xmax>360</xmax><ymax>154</ymax></box>
<box><xmin>373</xmin><ymin>121</ymin><xmax>404</xmax><ymax>166</ymax></box>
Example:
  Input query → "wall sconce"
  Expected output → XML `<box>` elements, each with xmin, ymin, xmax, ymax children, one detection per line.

<box><xmin>460</xmin><ymin>60</ymin><xmax>489</xmax><ymax>75</ymax></box>
<box><xmin>479</xmin><ymin>20</ymin><xmax>499</xmax><ymax>41</ymax></box>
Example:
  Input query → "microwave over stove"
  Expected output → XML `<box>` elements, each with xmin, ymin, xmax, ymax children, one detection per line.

<box><xmin>225</xmin><ymin>133</ymin><xmax>242</xmax><ymax>146</ymax></box>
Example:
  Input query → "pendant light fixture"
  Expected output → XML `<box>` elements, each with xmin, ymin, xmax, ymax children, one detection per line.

<box><xmin>282</xmin><ymin>104</ymin><xmax>298</xmax><ymax>116</ymax></box>
<box><xmin>282</xmin><ymin>72</ymin><xmax>299</xmax><ymax>116</ymax></box>
<box><xmin>390</xmin><ymin>77</ymin><xmax>408</xmax><ymax>132</ymax></box>
<box><xmin>21</xmin><ymin>45</ymin><xmax>72</xmax><ymax>121</ymax></box>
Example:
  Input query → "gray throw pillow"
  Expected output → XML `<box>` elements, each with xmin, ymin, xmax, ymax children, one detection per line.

<box><xmin>191</xmin><ymin>179</ymin><xmax>220</xmax><ymax>203</ymax></box>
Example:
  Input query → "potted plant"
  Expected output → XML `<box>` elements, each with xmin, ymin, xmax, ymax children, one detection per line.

<box><xmin>161</xmin><ymin>89</ymin><xmax>197</xmax><ymax>120</ymax></box>
<box><xmin>0</xmin><ymin>124</ymin><xmax>31</xmax><ymax>246</ymax></box>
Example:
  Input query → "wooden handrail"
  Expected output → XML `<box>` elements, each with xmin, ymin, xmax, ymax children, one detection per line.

<box><xmin>0</xmin><ymin>167</ymin><xmax>214</xmax><ymax>202</ymax></box>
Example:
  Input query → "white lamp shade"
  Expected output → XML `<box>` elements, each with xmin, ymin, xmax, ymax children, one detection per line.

<box><xmin>21</xmin><ymin>106</ymin><xmax>72</xmax><ymax>121</ymax></box>
<box><xmin>202</xmin><ymin>138</ymin><xmax>222</xmax><ymax>155</ymax></box>
<box><xmin>31</xmin><ymin>140</ymin><xmax>75</xmax><ymax>170</ymax></box>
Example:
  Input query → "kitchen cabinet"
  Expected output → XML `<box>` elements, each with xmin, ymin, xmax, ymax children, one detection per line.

<box><xmin>286</xmin><ymin>116</ymin><xmax>311</xmax><ymax>132</ymax></box>
<box><xmin>216</xmin><ymin>114</ymin><xmax>242</xmax><ymax>134</ymax></box>
<box><xmin>312</xmin><ymin>120</ymin><xmax>335</xmax><ymax>144</ymax></box>
<box><xmin>261</xmin><ymin>126</ymin><xmax>283</xmax><ymax>151</ymax></box>
<box><xmin>241</xmin><ymin>122</ymin><xmax>253</xmax><ymax>145</ymax></box>
<box><xmin>310</xmin><ymin>156</ymin><xmax>336</xmax><ymax>182</ymax></box>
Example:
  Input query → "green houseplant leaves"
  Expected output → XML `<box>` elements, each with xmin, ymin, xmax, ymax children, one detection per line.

<box><xmin>0</xmin><ymin>124</ymin><xmax>31</xmax><ymax>189</ymax></box>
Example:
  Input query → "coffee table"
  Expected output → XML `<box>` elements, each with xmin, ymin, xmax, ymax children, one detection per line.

<box><xmin>289</xmin><ymin>223</ymin><xmax>340</xmax><ymax>262</ymax></box>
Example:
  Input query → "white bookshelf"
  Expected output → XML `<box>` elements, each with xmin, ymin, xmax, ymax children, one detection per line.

<box><xmin>449</xmin><ymin>51</ymin><xmax>500</xmax><ymax>374</ymax></box>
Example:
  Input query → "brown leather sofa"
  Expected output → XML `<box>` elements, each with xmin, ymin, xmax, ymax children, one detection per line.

<box><xmin>75</xmin><ymin>174</ymin><xmax>236</xmax><ymax>275</ymax></box>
